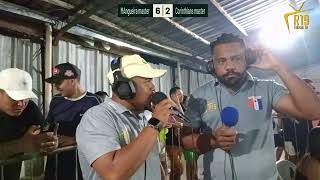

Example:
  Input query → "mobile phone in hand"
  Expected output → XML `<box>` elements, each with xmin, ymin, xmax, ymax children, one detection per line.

<box><xmin>53</xmin><ymin>123</ymin><xmax>59</xmax><ymax>135</ymax></box>
<box><xmin>41</xmin><ymin>122</ymin><xmax>59</xmax><ymax>134</ymax></box>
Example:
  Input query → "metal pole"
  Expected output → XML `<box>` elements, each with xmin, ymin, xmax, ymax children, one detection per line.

<box><xmin>44</xmin><ymin>23</ymin><xmax>52</xmax><ymax>116</ymax></box>
<box><xmin>177</xmin><ymin>62</ymin><xmax>182</xmax><ymax>88</ymax></box>
<box><xmin>1</xmin><ymin>165</ymin><xmax>4</xmax><ymax>180</ymax></box>
<box><xmin>75</xmin><ymin>149</ymin><xmax>78</xmax><ymax>180</ymax></box>
<box><xmin>55</xmin><ymin>154</ymin><xmax>58</xmax><ymax>180</ymax></box>
<box><xmin>31</xmin><ymin>159</ymin><xmax>34</xmax><ymax>180</ymax></box>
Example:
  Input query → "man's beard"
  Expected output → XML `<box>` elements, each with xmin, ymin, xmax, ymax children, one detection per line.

<box><xmin>217</xmin><ymin>71</ymin><xmax>247</xmax><ymax>90</ymax></box>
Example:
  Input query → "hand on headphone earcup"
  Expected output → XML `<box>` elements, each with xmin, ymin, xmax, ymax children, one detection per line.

<box><xmin>245</xmin><ymin>49</ymin><xmax>260</xmax><ymax>66</ymax></box>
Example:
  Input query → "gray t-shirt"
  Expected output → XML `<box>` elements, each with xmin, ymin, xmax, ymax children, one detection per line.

<box><xmin>76</xmin><ymin>99</ymin><xmax>161</xmax><ymax>180</ymax></box>
<box><xmin>186</xmin><ymin>73</ymin><xmax>287</xmax><ymax>180</ymax></box>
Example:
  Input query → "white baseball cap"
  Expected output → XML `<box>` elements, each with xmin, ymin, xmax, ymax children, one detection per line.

<box><xmin>0</xmin><ymin>68</ymin><xmax>37</xmax><ymax>100</ymax></box>
<box><xmin>107</xmin><ymin>54</ymin><xmax>167</xmax><ymax>84</ymax></box>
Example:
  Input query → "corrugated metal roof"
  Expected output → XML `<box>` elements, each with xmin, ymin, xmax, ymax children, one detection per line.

<box><xmin>85</xmin><ymin>0</ymin><xmax>243</xmax><ymax>61</ymax></box>
<box><xmin>2</xmin><ymin>0</ymin><xmax>319</xmax><ymax>71</ymax></box>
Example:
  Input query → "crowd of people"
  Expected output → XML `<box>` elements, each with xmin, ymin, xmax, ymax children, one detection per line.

<box><xmin>0</xmin><ymin>33</ymin><xmax>319</xmax><ymax>180</ymax></box>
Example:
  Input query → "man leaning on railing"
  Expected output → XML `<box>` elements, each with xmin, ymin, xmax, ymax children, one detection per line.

<box><xmin>0</xmin><ymin>68</ymin><xmax>58</xmax><ymax>180</ymax></box>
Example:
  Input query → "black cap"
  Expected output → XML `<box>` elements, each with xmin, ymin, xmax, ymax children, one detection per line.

<box><xmin>45</xmin><ymin>62</ymin><xmax>81</xmax><ymax>83</ymax></box>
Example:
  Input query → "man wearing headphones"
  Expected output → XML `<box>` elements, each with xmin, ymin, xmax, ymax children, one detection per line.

<box><xmin>181</xmin><ymin>33</ymin><xmax>320</xmax><ymax>180</ymax></box>
<box><xmin>76</xmin><ymin>54</ymin><xmax>175</xmax><ymax>180</ymax></box>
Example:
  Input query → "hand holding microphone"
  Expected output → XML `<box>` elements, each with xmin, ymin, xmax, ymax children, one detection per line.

<box><xmin>212</xmin><ymin>127</ymin><xmax>237</xmax><ymax>151</ymax></box>
<box><xmin>151</xmin><ymin>98</ymin><xmax>175</xmax><ymax>125</ymax></box>
<box><xmin>151</xmin><ymin>92</ymin><xmax>187</xmax><ymax>127</ymax></box>
<box><xmin>212</xmin><ymin>107</ymin><xmax>238</xmax><ymax>151</ymax></box>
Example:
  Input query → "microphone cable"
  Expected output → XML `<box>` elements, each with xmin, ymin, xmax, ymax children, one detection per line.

<box><xmin>142</xmin><ymin>116</ymin><xmax>147</xmax><ymax>180</ymax></box>
<box><xmin>174</xmin><ymin>106</ymin><xmax>184</xmax><ymax>180</ymax></box>
<box><xmin>177</xmin><ymin>126</ymin><xmax>183</xmax><ymax>179</ymax></box>
<box><xmin>228</xmin><ymin>151</ymin><xmax>238</xmax><ymax>180</ymax></box>
<box><xmin>171</xmin><ymin>127</ymin><xmax>175</xmax><ymax>179</ymax></box>
<box><xmin>214</xmin><ymin>79</ymin><xmax>238</xmax><ymax>180</ymax></box>
<box><xmin>144</xmin><ymin>160</ymin><xmax>146</xmax><ymax>180</ymax></box>
<box><xmin>190</xmin><ymin>125</ymin><xmax>196</xmax><ymax>180</ymax></box>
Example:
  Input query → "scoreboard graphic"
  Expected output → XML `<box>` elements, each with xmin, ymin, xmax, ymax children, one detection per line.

<box><xmin>118</xmin><ymin>4</ymin><xmax>208</xmax><ymax>17</ymax></box>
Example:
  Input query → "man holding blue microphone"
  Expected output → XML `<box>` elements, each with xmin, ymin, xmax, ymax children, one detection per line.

<box><xmin>181</xmin><ymin>33</ymin><xmax>320</xmax><ymax>180</ymax></box>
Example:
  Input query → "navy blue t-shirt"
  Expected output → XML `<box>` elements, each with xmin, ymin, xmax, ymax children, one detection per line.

<box><xmin>283</xmin><ymin>118</ymin><xmax>312</xmax><ymax>157</ymax></box>
<box><xmin>46</xmin><ymin>92</ymin><xmax>102</xmax><ymax>136</ymax></box>
<box><xmin>45</xmin><ymin>92</ymin><xmax>101</xmax><ymax>180</ymax></box>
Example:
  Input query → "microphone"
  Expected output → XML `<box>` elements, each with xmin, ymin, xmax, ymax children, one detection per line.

<box><xmin>151</xmin><ymin>92</ymin><xmax>191</xmax><ymax>123</ymax></box>
<box><xmin>220</xmin><ymin>106</ymin><xmax>239</xmax><ymax>127</ymax></box>
<box><xmin>220</xmin><ymin>106</ymin><xmax>239</xmax><ymax>180</ymax></box>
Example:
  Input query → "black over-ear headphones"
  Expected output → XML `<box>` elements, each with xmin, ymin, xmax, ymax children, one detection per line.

<box><xmin>206</xmin><ymin>48</ymin><xmax>259</xmax><ymax>75</ymax></box>
<box><xmin>111</xmin><ymin>57</ymin><xmax>136</xmax><ymax>99</ymax></box>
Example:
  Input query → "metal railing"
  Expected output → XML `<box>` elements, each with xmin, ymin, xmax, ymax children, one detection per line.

<box><xmin>0</xmin><ymin>145</ymin><xmax>77</xmax><ymax>180</ymax></box>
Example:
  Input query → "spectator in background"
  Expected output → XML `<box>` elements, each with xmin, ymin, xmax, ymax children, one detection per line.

<box><xmin>290</xmin><ymin>79</ymin><xmax>316</xmax><ymax>160</ymax></box>
<box><xmin>274</xmin><ymin>79</ymin><xmax>317</xmax><ymax>163</ymax></box>
<box><xmin>95</xmin><ymin>91</ymin><xmax>109</xmax><ymax>101</ymax></box>
<box><xmin>181</xmin><ymin>94</ymin><xmax>199</xmax><ymax>180</ymax></box>
<box><xmin>272</xmin><ymin>111</ymin><xmax>285</xmax><ymax>161</ymax></box>
<box><xmin>182</xmin><ymin>95</ymin><xmax>189</xmax><ymax>111</ymax></box>
<box><xmin>166</xmin><ymin>87</ymin><xmax>184</xmax><ymax>180</ymax></box>
<box><xmin>0</xmin><ymin>68</ymin><xmax>58</xmax><ymax>180</ymax></box>
<box><xmin>281</xmin><ymin>114</ymin><xmax>300</xmax><ymax>163</ymax></box>
<box><xmin>44</xmin><ymin>63</ymin><xmax>102</xmax><ymax>180</ymax></box>
<box><xmin>295</xmin><ymin>127</ymin><xmax>320</xmax><ymax>180</ymax></box>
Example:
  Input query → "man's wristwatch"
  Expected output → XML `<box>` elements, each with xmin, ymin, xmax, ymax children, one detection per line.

<box><xmin>147</xmin><ymin>117</ymin><xmax>163</xmax><ymax>132</ymax></box>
